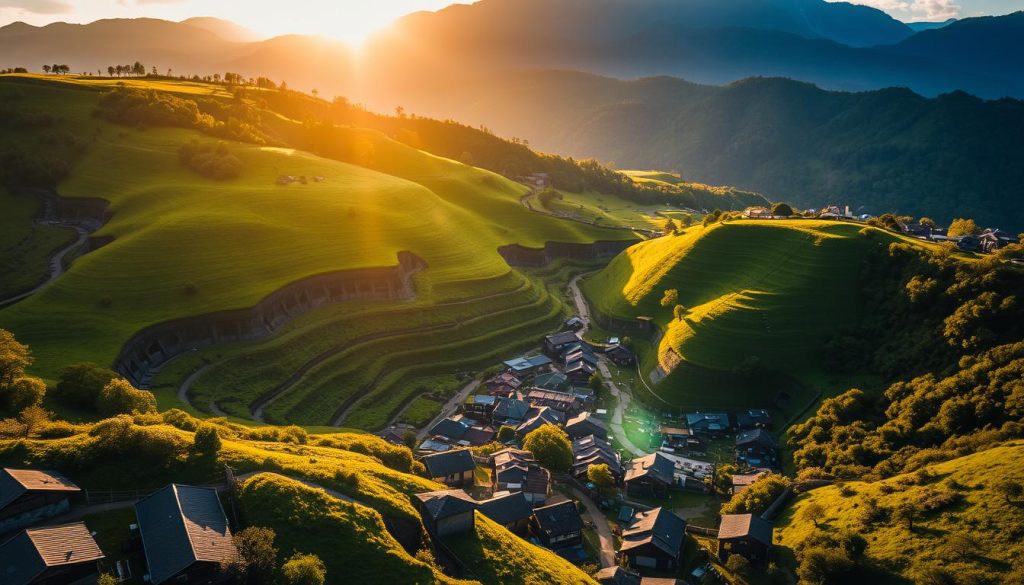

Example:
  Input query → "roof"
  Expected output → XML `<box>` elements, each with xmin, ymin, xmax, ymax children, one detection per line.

<box><xmin>623</xmin><ymin>453</ymin><xmax>675</xmax><ymax>486</ymax></box>
<box><xmin>523</xmin><ymin>465</ymin><xmax>551</xmax><ymax>496</ymax></box>
<box><xmin>534</xmin><ymin>372</ymin><xmax>569</xmax><ymax>391</ymax></box>
<box><xmin>565</xmin><ymin>412</ymin><xmax>609</xmax><ymax>436</ymax></box>
<box><xmin>516</xmin><ymin>409</ymin><xmax>563</xmax><ymax>437</ymax></box>
<box><xmin>685</xmin><ymin>412</ymin><xmax>730</xmax><ymax>431</ymax></box>
<box><xmin>478</xmin><ymin>491</ymin><xmax>533</xmax><ymax>526</ymax></box>
<box><xmin>135</xmin><ymin>484</ymin><xmax>236</xmax><ymax>585</ymax></box>
<box><xmin>732</xmin><ymin>471</ymin><xmax>769</xmax><ymax>493</ymax></box>
<box><xmin>503</xmin><ymin>355</ymin><xmax>553</xmax><ymax>372</ymax></box>
<box><xmin>736</xmin><ymin>429</ymin><xmax>778</xmax><ymax>449</ymax></box>
<box><xmin>429</xmin><ymin>416</ymin><xmax>471</xmax><ymax>441</ymax></box>
<box><xmin>486</xmin><ymin>372</ymin><xmax>522</xmax><ymax>389</ymax></box>
<box><xmin>660</xmin><ymin>426</ymin><xmax>689</xmax><ymax>437</ymax></box>
<box><xmin>491</xmin><ymin>448</ymin><xmax>535</xmax><ymax>468</ymax></box>
<box><xmin>462</xmin><ymin>425</ymin><xmax>496</xmax><ymax>446</ymax></box>
<box><xmin>421</xmin><ymin>449</ymin><xmax>476</xmax><ymax>478</ymax></box>
<box><xmin>532</xmin><ymin>500</ymin><xmax>582</xmax><ymax>536</ymax></box>
<box><xmin>414</xmin><ymin>489</ymin><xmax>478</xmax><ymax>521</ymax></box>
<box><xmin>0</xmin><ymin>522</ymin><xmax>104</xmax><ymax>585</ymax></box>
<box><xmin>621</xmin><ymin>507</ymin><xmax>686</xmax><ymax>557</ymax></box>
<box><xmin>545</xmin><ymin>331</ymin><xmax>580</xmax><ymax>347</ymax></box>
<box><xmin>493</xmin><ymin>398</ymin><xmax>531</xmax><ymax>421</ymax></box>
<box><xmin>565</xmin><ymin>360</ymin><xmax>597</xmax><ymax>376</ymax></box>
<box><xmin>466</xmin><ymin>394</ymin><xmax>498</xmax><ymax>407</ymax></box>
<box><xmin>0</xmin><ymin>468</ymin><xmax>80</xmax><ymax>510</ymax></box>
<box><xmin>718</xmin><ymin>513</ymin><xmax>774</xmax><ymax>546</ymax></box>
<box><xmin>595</xmin><ymin>566</ymin><xmax>642</xmax><ymax>585</ymax></box>
<box><xmin>565</xmin><ymin>350</ymin><xmax>599</xmax><ymax>367</ymax></box>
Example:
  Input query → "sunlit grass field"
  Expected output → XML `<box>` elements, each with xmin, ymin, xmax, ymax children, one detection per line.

<box><xmin>0</xmin><ymin>77</ymin><xmax>626</xmax><ymax>389</ymax></box>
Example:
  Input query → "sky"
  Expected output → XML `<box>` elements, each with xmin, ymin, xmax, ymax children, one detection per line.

<box><xmin>1</xmin><ymin>0</ymin><xmax>1023</xmax><ymax>42</ymax></box>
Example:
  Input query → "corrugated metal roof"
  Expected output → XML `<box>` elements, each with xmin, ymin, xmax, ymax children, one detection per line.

<box><xmin>135</xmin><ymin>484</ymin><xmax>236</xmax><ymax>585</ymax></box>
<box><xmin>0</xmin><ymin>468</ymin><xmax>80</xmax><ymax>510</ymax></box>
<box><xmin>0</xmin><ymin>522</ymin><xmax>102</xmax><ymax>585</ymax></box>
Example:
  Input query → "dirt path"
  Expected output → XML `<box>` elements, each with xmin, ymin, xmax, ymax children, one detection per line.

<box><xmin>567</xmin><ymin>273</ymin><xmax>647</xmax><ymax>457</ymax></box>
<box><xmin>176</xmin><ymin>361</ymin><xmax>227</xmax><ymax>417</ymax></box>
<box><xmin>416</xmin><ymin>377</ymin><xmax>483</xmax><ymax>441</ymax></box>
<box><xmin>571</xmin><ymin>486</ymin><xmax>616</xmax><ymax>568</ymax></box>
<box><xmin>0</xmin><ymin>225</ymin><xmax>88</xmax><ymax>308</ymax></box>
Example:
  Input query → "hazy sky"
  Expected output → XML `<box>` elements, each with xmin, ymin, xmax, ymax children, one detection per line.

<box><xmin>1</xmin><ymin>0</ymin><xmax>1022</xmax><ymax>42</ymax></box>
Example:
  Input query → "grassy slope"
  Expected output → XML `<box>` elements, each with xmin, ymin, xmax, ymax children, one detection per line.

<box><xmin>776</xmin><ymin>440</ymin><xmax>1024</xmax><ymax>583</ymax></box>
<box><xmin>0</xmin><ymin>187</ymin><xmax>76</xmax><ymax>297</ymax></box>
<box><xmin>583</xmin><ymin>221</ymin><xmax>945</xmax><ymax>411</ymax></box>
<box><xmin>0</xmin><ymin>76</ymin><xmax>626</xmax><ymax>378</ymax></box>
<box><xmin>448</xmin><ymin>513</ymin><xmax>598</xmax><ymax>585</ymax></box>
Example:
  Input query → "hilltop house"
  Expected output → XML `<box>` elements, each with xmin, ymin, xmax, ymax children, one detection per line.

<box><xmin>565</xmin><ymin>316</ymin><xmax>586</xmax><ymax>331</ymax></box>
<box><xmin>742</xmin><ymin>207</ymin><xmax>773</xmax><ymax>219</ymax></box>
<box><xmin>478</xmin><ymin>491</ymin><xmax>533</xmax><ymax>533</ymax></box>
<box><xmin>685</xmin><ymin>412</ymin><xmax>731</xmax><ymax>437</ymax></box>
<box><xmin>543</xmin><ymin>331</ymin><xmax>582</xmax><ymax>357</ymax></box>
<box><xmin>135</xmin><ymin>484</ymin><xmax>237</xmax><ymax>585</ymax></box>
<box><xmin>415</xmin><ymin>489</ymin><xmax>478</xmax><ymax>537</ymax></box>
<box><xmin>718</xmin><ymin>514</ymin><xmax>773</xmax><ymax>565</ymax></box>
<box><xmin>623</xmin><ymin>453</ymin><xmax>675</xmax><ymax>498</ymax></box>
<box><xmin>0</xmin><ymin>468</ymin><xmax>82</xmax><ymax>534</ymax></box>
<box><xmin>620</xmin><ymin>507</ymin><xmax>687</xmax><ymax>572</ymax></box>
<box><xmin>564</xmin><ymin>411</ymin><xmax>609</xmax><ymax>441</ymax></box>
<box><xmin>731</xmin><ymin>470</ymin><xmax>769</xmax><ymax>495</ymax></box>
<box><xmin>421</xmin><ymin>449</ymin><xmax>476</xmax><ymax>487</ymax></box>
<box><xmin>572</xmin><ymin>434</ymin><xmax>622</xmax><ymax>480</ymax></box>
<box><xmin>820</xmin><ymin>205</ymin><xmax>853</xmax><ymax>220</ymax></box>
<box><xmin>979</xmin><ymin>228</ymin><xmax>1019</xmax><ymax>253</ymax></box>
<box><xmin>531</xmin><ymin>500</ymin><xmax>583</xmax><ymax>550</ymax></box>
<box><xmin>0</xmin><ymin>522</ymin><xmax>105</xmax><ymax>585</ymax></box>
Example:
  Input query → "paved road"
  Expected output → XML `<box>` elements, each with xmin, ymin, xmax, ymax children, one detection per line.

<box><xmin>567</xmin><ymin>274</ymin><xmax>647</xmax><ymax>457</ymax></box>
<box><xmin>571</xmin><ymin>487</ymin><xmax>616</xmax><ymax>568</ymax></box>
<box><xmin>416</xmin><ymin>377</ymin><xmax>482</xmax><ymax>441</ymax></box>
<box><xmin>0</xmin><ymin>225</ymin><xmax>88</xmax><ymax>308</ymax></box>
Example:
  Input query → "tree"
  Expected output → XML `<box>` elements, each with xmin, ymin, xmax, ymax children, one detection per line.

<box><xmin>588</xmin><ymin>373</ymin><xmax>604</xmax><ymax>393</ymax></box>
<box><xmin>947</xmin><ymin>218</ymin><xmax>980</xmax><ymax>237</ymax></box>
<box><xmin>587</xmin><ymin>463</ymin><xmax>616</xmax><ymax>495</ymax></box>
<box><xmin>0</xmin><ymin>328</ymin><xmax>32</xmax><ymax>386</ymax></box>
<box><xmin>797</xmin><ymin>546</ymin><xmax>855</xmax><ymax>585</ymax></box>
<box><xmin>107</xmin><ymin>66</ymin><xmax>115</xmax><ymax>77</ymax></box>
<box><xmin>231</xmin><ymin>526</ymin><xmax>278</xmax><ymax>583</ymax></box>
<box><xmin>42</xmin><ymin>65</ymin><xmax>51</xmax><ymax>74</ymax></box>
<box><xmin>2</xmin><ymin>376</ymin><xmax>45</xmax><ymax>412</ymax></box>
<box><xmin>496</xmin><ymin>425</ymin><xmax>516</xmax><ymax>443</ymax></box>
<box><xmin>522</xmin><ymin>424</ymin><xmax>573</xmax><ymax>472</ymax></box>
<box><xmin>673</xmin><ymin>304</ymin><xmax>687</xmax><ymax>321</ymax></box>
<box><xmin>402</xmin><ymin>430</ymin><xmax>418</xmax><ymax>450</ymax></box>
<box><xmin>281</xmin><ymin>553</ymin><xmax>326</xmax><ymax>585</ymax></box>
<box><xmin>771</xmin><ymin>202</ymin><xmax>794</xmax><ymax>217</ymax></box>
<box><xmin>725</xmin><ymin>554</ymin><xmax>751</xmax><ymax>577</ymax></box>
<box><xmin>996</xmin><ymin>479</ymin><xmax>1023</xmax><ymax>504</ymax></box>
<box><xmin>660</xmin><ymin>288</ymin><xmax>679</xmax><ymax>308</ymax></box>
<box><xmin>97</xmin><ymin>378</ymin><xmax>157</xmax><ymax>415</ymax></box>
<box><xmin>193</xmin><ymin>423</ymin><xmax>222</xmax><ymax>455</ymax></box>
<box><xmin>919</xmin><ymin>217</ymin><xmax>937</xmax><ymax>228</ymax></box>
<box><xmin>799</xmin><ymin>501</ymin><xmax>825</xmax><ymax>528</ymax></box>
<box><xmin>947</xmin><ymin>533</ymin><xmax>979</xmax><ymax>560</ymax></box>
<box><xmin>663</xmin><ymin>218</ymin><xmax>677</xmax><ymax>235</ymax></box>
<box><xmin>893</xmin><ymin>502</ymin><xmax>917</xmax><ymax>531</ymax></box>
<box><xmin>18</xmin><ymin>405</ymin><xmax>51</xmax><ymax>438</ymax></box>
<box><xmin>54</xmin><ymin>362</ymin><xmax>117</xmax><ymax>409</ymax></box>
<box><xmin>97</xmin><ymin>574</ymin><xmax>118</xmax><ymax>585</ymax></box>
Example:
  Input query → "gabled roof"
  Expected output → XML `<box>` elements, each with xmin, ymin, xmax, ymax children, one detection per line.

<box><xmin>516</xmin><ymin>407</ymin><xmax>563</xmax><ymax>436</ymax></box>
<box><xmin>493</xmin><ymin>397</ymin><xmax>531</xmax><ymax>421</ymax></box>
<box><xmin>545</xmin><ymin>331</ymin><xmax>580</xmax><ymax>347</ymax></box>
<box><xmin>504</xmin><ymin>355</ymin><xmax>553</xmax><ymax>372</ymax></box>
<box><xmin>565</xmin><ymin>412</ymin><xmax>608</xmax><ymax>436</ymax></box>
<box><xmin>429</xmin><ymin>416</ymin><xmax>471</xmax><ymax>441</ymax></box>
<box><xmin>595</xmin><ymin>566</ymin><xmax>642</xmax><ymax>585</ymax></box>
<box><xmin>718</xmin><ymin>514</ymin><xmax>773</xmax><ymax>546</ymax></box>
<box><xmin>478</xmin><ymin>491</ymin><xmax>533</xmax><ymax>526</ymax></box>
<box><xmin>621</xmin><ymin>507</ymin><xmax>686</xmax><ymax>557</ymax></box>
<box><xmin>685</xmin><ymin>412</ymin><xmax>730</xmax><ymax>431</ymax></box>
<box><xmin>565</xmin><ymin>360</ymin><xmax>597</xmax><ymax>376</ymax></box>
<box><xmin>534</xmin><ymin>372</ymin><xmax>569</xmax><ymax>391</ymax></box>
<box><xmin>736</xmin><ymin>429</ymin><xmax>778</xmax><ymax>449</ymax></box>
<box><xmin>0</xmin><ymin>522</ymin><xmax>104</xmax><ymax>585</ymax></box>
<box><xmin>623</xmin><ymin>453</ymin><xmax>674</xmax><ymax>486</ymax></box>
<box><xmin>462</xmin><ymin>425</ymin><xmax>496</xmax><ymax>446</ymax></box>
<box><xmin>491</xmin><ymin>448</ymin><xmax>535</xmax><ymax>468</ymax></box>
<box><xmin>605</xmin><ymin>344</ymin><xmax>635</xmax><ymax>359</ymax></box>
<box><xmin>532</xmin><ymin>500</ymin><xmax>582</xmax><ymax>536</ymax></box>
<box><xmin>0</xmin><ymin>468</ymin><xmax>80</xmax><ymax>510</ymax></box>
<box><xmin>421</xmin><ymin>449</ymin><xmax>476</xmax><ymax>478</ymax></box>
<box><xmin>135</xmin><ymin>484</ymin><xmax>236</xmax><ymax>585</ymax></box>
<box><xmin>523</xmin><ymin>465</ymin><xmax>551</xmax><ymax>496</ymax></box>
<box><xmin>414</xmin><ymin>489</ymin><xmax>478</xmax><ymax>521</ymax></box>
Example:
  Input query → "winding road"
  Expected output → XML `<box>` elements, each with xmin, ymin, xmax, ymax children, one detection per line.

<box><xmin>0</xmin><ymin>225</ymin><xmax>89</xmax><ymax>308</ymax></box>
<box><xmin>571</xmin><ymin>486</ymin><xmax>616</xmax><ymax>568</ymax></box>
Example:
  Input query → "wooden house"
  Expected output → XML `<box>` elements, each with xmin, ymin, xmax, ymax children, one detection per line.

<box><xmin>543</xmin><ymin>331</ymin><xmax>581</xmax><ymax>357</ymax></box>
<box><xmin>605</xmin><ymin>344</ymin><xmax>636</xmax><ymax>367</ymax></box>
<box><xmin>0</xmin><ymin>522</ymin><xmax>105</xmax><ymax>585</ymax></box>
<box><xmin>0</xmin><ymin>468</ymin><xmax>81</xmax><ymax>534</ymax></box>
<box><xmin>421</xmin><ymin>449</ymin><xmax>476</xmax><ymax>487</ymax></box>
<box><xmin>620</xmin><ymin>507</ymin><xmax>686</xmax><ymax>572</ymax></box>
<box><xmin>414</xmin><ymin>489</ymin><xmax>478</xmax><ymax>537</ymax></box>
<box><xmin>477</xmin><ymin>491</ymin><xmax>533</xmax><ymax>533</ymax></box>
<box><xmin>531</xmin><ymin>500</ymin><xmax>582</xmax><ymax>550</ymax></box>
<box><xmin>717</xmin><ymin>514</ymin><xmax>773</xmax><ymax>565</ymax></box>
<box><xmin>564</xmin><ymin>412</ymin><xmax>609</xmax><ymax>441</ymax></box>
<box><xmin>135</xmin><ymin>484</ymin><xmax>237</xmax><ymax>585</ymax></box>
<box><xmin>571</xmin><ymin>434</ymin><xmax>622</xmax><ymax>480</ymax></box>
<box><xmin>623</xmin><ymin>453</ymin><xmax>675</xmax><ymax>498</ymax></box>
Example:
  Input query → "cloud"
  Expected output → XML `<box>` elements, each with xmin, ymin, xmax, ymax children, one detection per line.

<box><xmin>0</xmin><ymin>0</ymin><xmax>72</xmax><ymax>14</ymax></box>
<box><xmin>843</xmin><ymin>0</ymin><xmax>962</xmax><ymax>19</ymax></box>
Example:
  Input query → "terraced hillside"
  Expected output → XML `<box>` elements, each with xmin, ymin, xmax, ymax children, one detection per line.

<box><xmin>776</xmin><ymin>440</ymin><xmax>1024</xmax><ymax>584</ymax></box>
<box><xmin>0</xmin><ymin>411</ymin><xmax>595</xmax><ymax>584</ymax></box>
<box><xmin>0</xmin><ymin>75</ymin><xmax>635</xmax><ymax>425</ymax></box>
<box><xmin>582</xmin><ymin>220</ymin><xmax>944</xmax><ymax>413</ymax></box>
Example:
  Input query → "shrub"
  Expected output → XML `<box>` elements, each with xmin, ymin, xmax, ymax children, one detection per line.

<box><xmin>193</xmin><ymin>423</ymin><xmax>222</xmax><ymax>455</ymax></box>
<box><xmin>281</xmin><ymin>552</ymin><xmax>326</xmax><ymax>585</ymax></box>
<box><xmin>2</xmin><ymin>376</ymin><xmax>45</xmax><ymax>411</ymax></box>
<box><xmin>161</xmin><ymin>408</ymin><xmax>201</xmax><ymax>432</ymax></box>
<box><xmin>721</xmin><ymin>474</ymin><xmax>791</xmax><ymax>516</ymax></box>
<box><xmin>96</xmin><ymin>379</ymin><xmax>157</xmax><ymax>416</ymax></box>
<box><xmin>54</xmin><ymin>363</ymin><xmax>117</xmax><ymax>410</ymax></box>
<box><xmin>725</xmin><ymin>554</ymin><xmax>751</xmax><ymax>577</ymax></box>
<box><xmin>522</xmin><ymin>424</ymin><xmax>573</xmax><ymax>472</ymax></box>
<box><xmin>178</xmin><ymin>140</ymin><xmax>242</xmax><ymax>180</ymax></box>
<box><xmin>36</xmin><ymin>420</ymin><xmax>80</xmax><ymax>439</ymax></box>
<box><xmin>231</xmin><ymin>526</ymin><xmax>278</xmax><ymax>582</ymax></box>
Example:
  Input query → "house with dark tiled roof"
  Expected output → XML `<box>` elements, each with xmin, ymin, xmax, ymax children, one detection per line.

<box><xmin>564</xmin><ymin>412</ymin><xmax>609</xmax><ymax>441</ymax></box>
<box><xmin>135</xmin><ymin>484</ymin><xmax>237</xmax><ymax>585</ymax></box>
<box><xmin>415</xmin><ymin>489</ymin><xmax>478</xmax><ymax>537</ymax></box>
<box><xmin>604</xmin><ymin>344</ymin><xmax>636</xmax><ymax>367</ymax></box>
<box><xmin>685</xmin><ymin>412</ymin><xmax>731</xmax><ymax>437</ymax></box>
<box><xmin>531</xmin><ymin>500</ymin><xmax>583</xmax><ymax>550</ymax></box>
<box><xmin>564</xmin><ymin>359</ymin><xmax>597</xmax><ymax>385</ymax></box>
<box><xmin>736</xmin><ymin>429</ymin><xmax>779</xmax><ymax>467</ymax></box>
<box><xmin>595</xmin><ymin>566</ymin><xmax>683</xmax><ymax>585</ymax></box>
<box><xmin>463</xmin><ymin>394</ymin><xmax>500</xmax><ymax>421</ymax></box>
<box><xmin>478</xmin><ymin>491</ymin><xmax>532</xmax><ymax>533</ymax></box>
<box><xmin>421</xmin><ymin>449</ymin><xmax>476</xmax><ymax>487</ymax></box>
<box><xmin>735</xmin><ymin>409</ymin><xmax>773</xmax><ymax>430</ymax></box>
<box><xmin>428</xmin><ymin>415</ymin><xmax>472</xmax><ymax>444</ymax></box>
<box><xmin>623</xmin><ymin>453</ymin><xmax>675</xmax><ymax>498</ymax></box>
<box><xmin>571</xmin><ymin>434</ymin><xmax>621</xmax><ymax>479</ymax></box>
<box><xmin>515</xmin><ymin>406</ymin><xmax>564</xmax><ymax>439</ymax></box>
<box><xmin>485</xmin><ymin>372</ymin><xmax>523</xmax><ymax>397</ymax></box>
<box><xmin>0</xmin><ymin>522</ymin><xmax>105</xmax><ymax>585</ymax></box>
<box><xmin>620</xmin><ymin>507</ymin><xmax>687</xmax><ymax>572</ymax></box>
<box><xmin>525</xmin><ymin>389</ymin><xmax>579</xmax><ymax>415</ymax></box>
<box><xmin>543</xmin><ymin>331</ymin><xmax>581</xmax><ymax>357</ymax></box>
<box><xmin>0</xmin><ymin>468</ymin><xmax>81</xmax><ymax>534</ymax></box>
<box><xmin>491</xmin><ymin>449</ymin><xmax>550</xmax><ymax>505</ymax></box>
<box><xmin>717</xmin><ymin>514</ymin><xmax>773</xmax><ymax>565</ymax></box>
<box><xmin>731</xmin><ymin>470</ymin><xmax>769</xmax><ymax>495</ymax></box>
<box><xmin>534</xmin><ymin>371</ymin><xmax>570</xmax><ymax>392</ymax></box>
<box><xmin>492</xmin><ymin>397</ymin><xmax>531</xmax><ymax>427</ymax></box>
<box><xmin>503</xmin><ymin>355</ymin><xmax>553</xmax><ymax>376</ymax></box>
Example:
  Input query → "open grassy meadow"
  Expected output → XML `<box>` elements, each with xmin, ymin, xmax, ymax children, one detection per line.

<box><xmin>0</xmin><ymin>75</ymin><xmax>633</xmax><ymax>427</ymax></box>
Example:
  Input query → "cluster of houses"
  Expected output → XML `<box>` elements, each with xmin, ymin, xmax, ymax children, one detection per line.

<box><xmin>275</xmin><ymin>174</ymin><xmax>326</xmax><ymax>186</ymax></box>
<box><xmin>900</xmin><ymin>222</ymin><xmax>1019</xmax><ymax>253</ymax></box>
<box><xmin>0</xmin><ymin>468</ymin><xmax>238</xmax><ymax>585</ymax></box>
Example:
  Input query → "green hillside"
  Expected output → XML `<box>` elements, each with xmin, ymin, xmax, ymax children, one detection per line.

<box><xmin>0</xmin><ymin>75</ymin><xmax>634</xmax><ymax>427</ymax></box>
<box><xmin>582</xmin><ymin>220</ymin><xmax>946</xmax><ymax>411</ymax></box>
<box><xmin>776</xmin><ymin>440</ymin><xmax>1024</xmax><ymax>584</ymax></box>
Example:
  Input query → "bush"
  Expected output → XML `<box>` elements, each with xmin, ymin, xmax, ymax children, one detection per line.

<box><xmin>36</xmin><ymin>420</ymin><xmax>80</xmax><ymax>439</ymax></box>
<box><xmin>2</xmin><ymin>376</ymin><xmax>45</xmax><ymax>412</ymax></box>
<box><xmin>522</xmin><ymin>424</ymin><xmax>573</xmax><ymax>472</ymax></box>
<box><xmin>178</xmin><ymin>140</ymin><xmax>242</xmax><ymax>180</ymax></box>
<box><xmin>725</xmin><ymin>554</ymin><xmax>751</xmax><ymax>577</ymax></box>
<box><xmin>281</xmin><ymin>552</ymin><xmax>326</xmax><ymax>585</ymax></box>
<box><xmin>96</xmin><ymin>379</ymin><xmax>157</xmax><ymax>416</ymax></box>
<box><xmin>54</xmin><ymin>363</ymin><xmax>118</xmax><ymax>410</ymax></box>
<box><xmin>721</xmin><ymin>474</ymin><xmax>791</xmax><ymax>516</ymax></box>
<box><xmin>193</xmin><ymin>423</ymin><xmax>222</xmax><ymax>455</ymax></box>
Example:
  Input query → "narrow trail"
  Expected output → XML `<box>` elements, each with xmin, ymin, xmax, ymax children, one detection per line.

<box><xmin>571</xmin><ymin>486</ymin><xmax>616</xmax><ymax>568</ymax></box>
<box><xmin>0</xmin><ymin>225</ymin><xmax>89</xmax><ymax>308</ymax></box>
<box><xmin>416</xmin><ymin>377</ymin><xmax>483</xmax><ymax>441</ymax></box>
